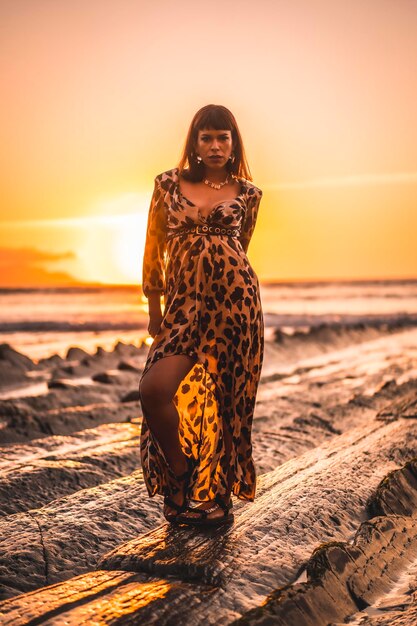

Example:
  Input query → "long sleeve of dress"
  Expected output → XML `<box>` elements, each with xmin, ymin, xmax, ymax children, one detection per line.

<box><xmin>141</xmin><ymin>176</ymin><xmax>167</xmax><ymax>298</ymax></box>
<box><xmin>240</xmin><ymin>188</ymin><xmax>263</xmax><ymax>254</ymax></box>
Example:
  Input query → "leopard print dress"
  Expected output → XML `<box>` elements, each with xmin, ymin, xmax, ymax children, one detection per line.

<box><xmin>139</xmin><ymin>166</ymin><xmax>264</xmax><ymax>503</ymax></box>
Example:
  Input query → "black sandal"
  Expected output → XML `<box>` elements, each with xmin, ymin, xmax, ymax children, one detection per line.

<box><xmin>175</xmin><ymin>493</ymin><xmax>234</xmax><ymax>527</ymax></box>
<box><xmin>163</xmin><ymin>456</ymin><xmax>195</xmax><ymax>523</ymax></box>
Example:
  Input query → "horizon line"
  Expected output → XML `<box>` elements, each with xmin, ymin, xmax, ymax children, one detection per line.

<box><xmin>1</xmin><ymin>275</ymin><xmax>417</xmax><ymax>290</ymax></box>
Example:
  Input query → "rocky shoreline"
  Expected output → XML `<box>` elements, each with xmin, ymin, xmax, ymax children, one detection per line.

<box><xmin>0</xmin><ymin>322</ymin><xmax>417</xmax><ymax>624</ymax></box>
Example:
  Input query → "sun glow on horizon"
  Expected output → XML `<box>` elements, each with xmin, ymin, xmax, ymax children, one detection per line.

<box><xmin>1</xmin><ymin>173</ymin><xmax>417</xmax><ymax>286</ymax></box>
<box><xmin>0</xmin><ymin>193</ymin><xmax>150</xmax><ymax>286</ymax></box>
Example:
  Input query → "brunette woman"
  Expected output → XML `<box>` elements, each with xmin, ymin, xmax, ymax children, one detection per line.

<box><xmin>139</xmin><ymin>104</ymin><xmax>263</xmax><ymax>526</ymax></box>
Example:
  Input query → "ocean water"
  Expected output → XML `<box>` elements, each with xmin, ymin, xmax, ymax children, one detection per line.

<box><xmin>1</xmin><ymin>280</ymin><xmax>417</xmax><ymax>360</ymax></box>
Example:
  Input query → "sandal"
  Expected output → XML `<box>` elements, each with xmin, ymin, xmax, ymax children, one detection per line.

<box><xmin>175</xmin><ymin>493</ymin><xmax>234</xmax><ymax>527</ymax></box>
<box><xmin>163</xmin><ymin>456</ymin><xmax>195</xmax><ymax>523</ymax></box>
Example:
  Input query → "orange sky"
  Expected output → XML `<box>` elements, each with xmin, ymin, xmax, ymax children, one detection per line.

<box><xmin>0</xmin><ymin>0</ymin><xmax>416</xmax><ymax>286</ymax></box>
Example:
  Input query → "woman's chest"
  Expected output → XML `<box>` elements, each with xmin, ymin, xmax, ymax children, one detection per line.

<box><xmin>165</xmin><ymin>191</ymin><xmax>246</xmax><ymax>229</ymax></box>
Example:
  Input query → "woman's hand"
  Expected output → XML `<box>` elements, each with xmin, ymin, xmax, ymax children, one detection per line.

<box><xmin>147</xmin><ymin>291</ymin><xmax>164</xmax><ymax>338</ymax></box>
<box><xmin>148</xmin><ymin>311</ymin><xmax>163</xmax><ymax>338</ymax></box>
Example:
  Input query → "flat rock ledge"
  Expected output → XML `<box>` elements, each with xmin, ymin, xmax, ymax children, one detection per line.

<box><xmin>233</xmin><ymin>459</ymin><xmax>417</xmax><ymax>625</ymax></box>
<box><xmin>1</xmin><ymin>332</ymin><xmax>417</xmax><ymax>625</ymax></box>
<box><xmin>1</xmin><ymin>422</ymin><xmax>416</xmax><ymax>625</ymax></box>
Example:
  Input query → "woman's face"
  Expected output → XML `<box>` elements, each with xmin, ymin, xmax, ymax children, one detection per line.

<box><xmin>195</xmin><ymin>128</ymin><xmax>233</xmax><ymax>168</ymax></box>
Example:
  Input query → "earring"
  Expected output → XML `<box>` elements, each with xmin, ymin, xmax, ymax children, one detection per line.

<box><xmin>228</xmin><ymin>153</ymin><xmax>235</xmax><ymax>163</ymax></box>
<box><xmin>196</xmin><ymin>155</ymin><xmax>202</xmax><ymax>164</ymax></box>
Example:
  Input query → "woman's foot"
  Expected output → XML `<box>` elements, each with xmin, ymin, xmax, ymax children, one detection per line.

<box><xmin>163</xmin><ymin>489</ymin><xmax>187</xmax><ymax>520</ymax></box>
<box><xmin>163</xmin><ymin>458</ymin><xmax>194</xmax><ymax>522</ymax></box>
<box><xmin>175</xmin><ymin>493</ymin><xmax>234</xmax><ymax>526</ymax></box>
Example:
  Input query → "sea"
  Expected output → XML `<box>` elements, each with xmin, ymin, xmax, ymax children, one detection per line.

<box><xmin>1</xmin><ymin>279</ymin><xmax>417</xmax><ymax>361</ymax></box>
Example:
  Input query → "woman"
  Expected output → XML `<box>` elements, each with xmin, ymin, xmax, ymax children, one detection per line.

<box><xmin>138</xmin><ymin>104</ymin><xmax>264</xmax><ymax>527</ymax></box>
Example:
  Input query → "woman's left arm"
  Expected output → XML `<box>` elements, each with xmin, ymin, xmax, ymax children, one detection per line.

<box><xmin>239</xmin><ymin>188</ymin><xmax>263</xmax><ymax>254</ymax></box>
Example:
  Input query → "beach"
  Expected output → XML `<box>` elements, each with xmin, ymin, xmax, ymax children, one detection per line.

<box><xmin>0</xmin><ymin>280</ymin><xmax>417</xmax><ymax>624</ymax></box>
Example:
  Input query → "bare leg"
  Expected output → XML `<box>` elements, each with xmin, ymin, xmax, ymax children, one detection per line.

<box><xmin>139</xmin><ymin>354</ymin><xmax>196</xmax><ymax>515</ymax></box>
<box><xmin>140</xmin><ymin>356</ymin><xmax>234</xmax><ymax>521</ymax></box>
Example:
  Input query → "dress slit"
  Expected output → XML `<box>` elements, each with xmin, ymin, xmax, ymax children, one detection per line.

<box><xmin>139</xmin><ymin>349</ymin><xmax>239</xmax><ymax>503</ymax></box>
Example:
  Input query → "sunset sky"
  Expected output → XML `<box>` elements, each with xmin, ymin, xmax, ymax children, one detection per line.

<box><xmin>1</xmin><ymin>0</ymin><xmax>416</xmax><ymax>286</ymax></box>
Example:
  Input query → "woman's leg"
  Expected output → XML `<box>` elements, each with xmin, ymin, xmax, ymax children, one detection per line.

<box><xmin>139</xmin><ymin>354</ymin><xmax>196</xmax><ymax>513</ymax></box>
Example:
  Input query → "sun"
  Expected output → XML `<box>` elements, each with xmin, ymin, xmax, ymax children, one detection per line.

<box><xmin>0</xmin><ymin>192</ymin><xmax>153</xmax><ymax>286</ymax></box>
<box><xmin>110</xmin><ymin>213</ymin><xmax>148</xmax><ymax>283</ymax></box>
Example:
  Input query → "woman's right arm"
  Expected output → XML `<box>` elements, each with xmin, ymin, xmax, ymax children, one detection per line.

<box><xmin>141</xmin><ymin>176</ymin><xmax>166</xmax><ymax>337</ymax></box>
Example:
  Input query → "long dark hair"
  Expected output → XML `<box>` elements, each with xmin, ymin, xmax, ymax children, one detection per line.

<box><xmin>177</xmin><ymin>104</ymin><xmax>253</xmax><ymax>182</ymax></box>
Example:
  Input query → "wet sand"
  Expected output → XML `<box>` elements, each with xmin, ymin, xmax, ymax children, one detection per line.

<box><xmin>0</xmin><ymin>320</ymin><xmax>416</xmax><ymax>625</ymax></box>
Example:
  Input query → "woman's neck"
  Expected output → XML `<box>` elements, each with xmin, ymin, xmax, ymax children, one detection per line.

<box><xmin>203</xmin><ymin>167</ymin><xmax>229</xmax><ymax>183</ymax></box>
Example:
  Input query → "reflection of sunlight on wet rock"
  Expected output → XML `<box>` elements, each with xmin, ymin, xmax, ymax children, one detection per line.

<box><xmin>89</xmin><ymin>579</ymin><xmax>172</xmax><ymax>619</ymax></box>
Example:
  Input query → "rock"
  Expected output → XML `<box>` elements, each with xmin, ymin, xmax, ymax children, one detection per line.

<box><xmin>377</xmin><ymin>387</ymin><xmax>417</xmax><ymax>421</ymax></box>
<box><xmin>0</xmin><ymin>362</ymin><xmax>29</xmax><ymax>389</ymax></box>
<box><xmin>37</xmin><ymin>353</ymin><xmax>64</xmax><ymax>367</ymax></box>
<box><xmin>91</xmin><ymin>371</ymin><xmax>124</xmax><ymax>384</ymax></box>
<box><xmin>95</xmin><ymin>347</ymin><xmax>109</xmax><ymax>358</ymax></box>
<box><xmin>1</xmin><ymin>327</ymin><xmax>417</xmax><ymax>622</ymax></box>
<box><xmin>1</xmin><ymin>442</ymin><xmax>416</xmax><ymax>623</ymax></box>
<box><xmin>58</xmin><ymin>365</ymin><xmax>77</xmax><ymax>375</ymax></box>
<box><xmin>234</xmin><ymin>460</ymin><xmax>417</xmax><ymax>626</ymax></box>
<box><xmin>0</xmin><ymin>345</ymin><xmax>39</xmax><ymax>390</ymax></box>
<box><xmin>0</xmin><ymin>344</ymin><xmax>35</xmax><ymax>371</ymax></box>
<box><xmin>47</xmin><ymin>379</ymin><xmax>81</xmax><ymax>389</ymax></box>
<box><xmin>0</xmin><ymin>422</ymin><xmax>140</xmax><ymax>471</ymax></box>
<box><xmin>95</xmin><ymin>420</ymin><xmax>417</xmax><ymax>624</ymax></box>
<box><xmin>0</xmin><ymin>460</ymin><xmax>110</xmax><ymax>517</ymax></box>
<box><xmin>0</xmin><ymin>571</ymin><xmax>209</xmax><ymax>625</ymax></box>
<box><xmin>0</xmin><ymin>469</ymin><xmax>159</xmax><ymax>599</ymax></box>
<box><xmin>0</xmin><ymin>435</ymin><xmax>141</xmax><ymax>516</ymax></box>
<box><xmin>117</xmin><ymin>360</ymin><xmax>141</xmax><ymax>372</ymax></box>
<box><xmin>121</xmin><ymin>390</ymin><xmax>140</xmax><ymax>403</ymax></box>
<box><xmin>0</xmin><ymin>397</ymin><xmax>138</xmax><ymax>443</ymax></box>
<box><xmin>66</xmin><ymin>347</ymin><xmax>91</xmax><ymax>361</ymax></box>
<box><xmin>114</xmin><ymin>341</ymin><xmax>138</xmax><ymax>356</ymax></box>
<box><xmin>0</xmin><ymin>403</ymin><xmax>50</xmax><ymax>444</ymax></box>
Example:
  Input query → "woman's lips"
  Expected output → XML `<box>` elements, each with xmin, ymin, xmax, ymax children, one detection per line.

<box><xmin>209</xmin><ymin>156</ymin><xmax>223</xmax><ymax>159</ymax></box>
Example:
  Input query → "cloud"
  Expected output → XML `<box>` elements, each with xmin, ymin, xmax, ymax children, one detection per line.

<box><xmin>0</xmin><ymin>192</ymin><xmax>149</xmax><ymax>229</ymax></box>
<box><xmin>0</xmin><ymin>247</ymin><xmax>79</xmax><ymax>287</ymax></box>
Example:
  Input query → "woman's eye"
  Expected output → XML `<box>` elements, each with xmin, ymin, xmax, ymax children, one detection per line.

<box><xmin>201</xmin><ymin>136</ymin><xmax>229</xmax><ymax>142</ymax></box>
